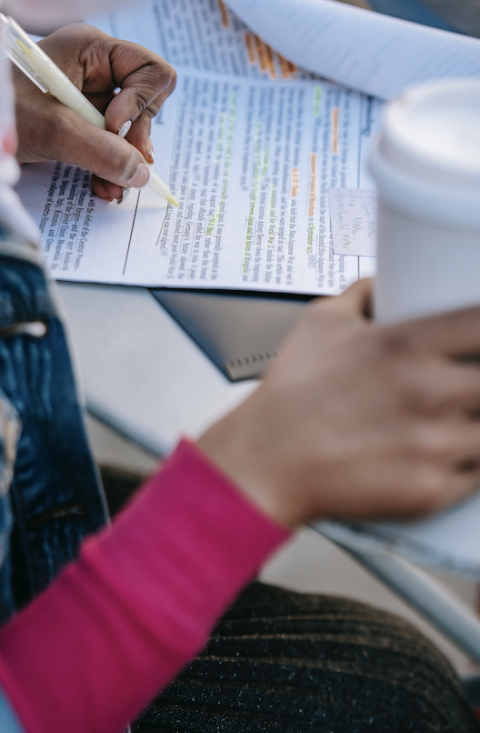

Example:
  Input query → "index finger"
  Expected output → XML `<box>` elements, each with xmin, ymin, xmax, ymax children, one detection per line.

<box><xmin>394</xmin><ymin>304</ymin><xmax>480</xmax><ymax>357</ymax></box>
<box><xmin>103</xmin><ymin>40</ymin><xmax>175</xmax><ymax>136</ymax></box>
<box><xmin>119</xmin><ymin>70</ymin><xmax>177</xmax><ymax>164</ymax></box>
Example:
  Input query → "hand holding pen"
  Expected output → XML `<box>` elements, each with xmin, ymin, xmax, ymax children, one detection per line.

<box><xmin>2</xmin><ymin>20</ymin><xmax>178</xmax><ymax>205</ymax></box>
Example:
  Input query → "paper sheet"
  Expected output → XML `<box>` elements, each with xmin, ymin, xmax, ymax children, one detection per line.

<box><xmin>316</xmin><ymin>491</ymin><xmax>480</xmax><ymax>580</ymax></box>
<box><xmin>224</xmin><ymin>0</ymin><xmax>480</xmax><ymax>101</ymax></box>
<box><xmin>17</xmin><ymin>70</ymin><xmax>381</xmax><ymax>294</ymax></box>
<box><xmin>329</xmin><ymin>188</ymin><xmax>377</xmax><ymax>257</ymax></box>
<box><xmin>87</xmin><ymin>0</ymin><xmax>308</xmax><ymax>81</ymax></box>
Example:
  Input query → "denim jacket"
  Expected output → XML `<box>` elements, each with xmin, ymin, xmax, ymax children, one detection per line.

<box><xmin>0</xmin><ymin>223</ymin><xmax>109</xmax><ymax>730</ymax></box>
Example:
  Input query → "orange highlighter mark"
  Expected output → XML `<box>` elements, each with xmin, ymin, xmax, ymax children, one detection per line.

<box><xmin>291</xmin><ymin>168</ymin><xmax>300</xmax><ymax>198</ymax></box>
<box><xmin>331</xmin><ymin>107</ymin><xmax>339</xmax><ymax>154</ymax></box>
<box><xmin>278</xmin><ymin>53</ymin><xmax>297</xmax><ymax>79</ymax></box>
<box><xmin>244</xmin><ymin>33</ymin><xmax>256</xmax><ymax>64</ymax></box>
<box><xmin>286</xmin><ymin>60</ymin><xmax>297</xmax><ymax>76</ymax></box>
<box><xmin>254</xmin><ymin>35</ymin><xmax>268</xmax><ymax>72</ymax></box>
<box><xmin>218</xmin><ymin>0</ymin><xmax>229</xmax><ymax>27</ymax></box>
<box><xmin>244</xmin><ymin>33</ymin><xmax>285</xmax><ymax>80</ymax></box>
<box><xmin>308</xmin><ymin>154</ymin><xmax>317</xmax><ymax>217</ymax></box>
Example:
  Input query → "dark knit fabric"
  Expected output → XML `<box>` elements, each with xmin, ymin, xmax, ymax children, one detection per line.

<box><xmin>101</xmin><ymin>468</ymin><xmax>478</xmax><ymax>732</ymax></box>
<box><xmin>133</xmin><ymin>582</ymin><xmax>480</xmax><ymax>733</ymax></box>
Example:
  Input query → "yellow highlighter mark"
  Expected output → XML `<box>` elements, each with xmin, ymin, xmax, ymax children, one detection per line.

<box><xmin>268</xmin><ymin>184</ymin><xmax>277</xmax><ymax>248</ymax></box>
<box><xmin>262</xmin><ymin>149</ymin><xmax>270</xmax><ymax>177</ymax></box>
<box><xmin>308</xmin><ymin>153</ymin><xmax>317</xmax><ymax>217</ymax></box>
<box><xmin>215</xmin><ymin>112</ymin><xmax>226</xmax><ymax>165</ymax></box>
<box><xmin>306</xmin><ymin>221</ymin><xmax>315</xmax><ymax>254</ymax></box>
<box><xmin>243</xmin><ymin>121</ymin><xmax>261</xmax><ymax>271</ymax></box>
<box><xmin>314</xmin><ymin>87</ymin><xmax>322</xmax><ymax>117</ymax></box>
<box><xmin>206</xmin><ymin>91</ymin><xmax>237</xmax><ymax>235</ymax></box>
<box><xmin>156</xmin><ymin>197</ymin><xmax>178</xmax><ymax>247</ymax></box>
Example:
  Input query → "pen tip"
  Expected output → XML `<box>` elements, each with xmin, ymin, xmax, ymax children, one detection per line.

<box><xmin>168</xmin><ymin>195</ymin><xmax>179</xmax><ymax>207</ymax></box>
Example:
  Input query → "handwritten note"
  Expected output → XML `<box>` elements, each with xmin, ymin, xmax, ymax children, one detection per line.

<box><xmin>329</xmin><ymin>188</ymin><xmax>377</xmax><ymax>258</ymax></box>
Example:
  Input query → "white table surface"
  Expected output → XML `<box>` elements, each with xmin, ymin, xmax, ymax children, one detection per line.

<box><xmin>57</xmin><ymin>282</ymin><xmax>257</xmax><ymax>456</ymax></box>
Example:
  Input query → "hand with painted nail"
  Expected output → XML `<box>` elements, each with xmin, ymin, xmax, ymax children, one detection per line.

<box><xmin>13</xmin><ymin>23</ymin><xmax>176</xmax><ymax>202</ymax></box>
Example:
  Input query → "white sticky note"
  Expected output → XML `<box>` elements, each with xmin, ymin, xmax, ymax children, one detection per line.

<box><xmin>329</xmin><ymin>188</ymin><xmax>377</xmax><ymax>257</ymax></box>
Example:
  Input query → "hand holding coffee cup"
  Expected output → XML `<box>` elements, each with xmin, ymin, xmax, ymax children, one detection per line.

<box><xmin>370</xmin><ymin>78</ymin><xmax>480</xmax><ymax>324</ymax></box>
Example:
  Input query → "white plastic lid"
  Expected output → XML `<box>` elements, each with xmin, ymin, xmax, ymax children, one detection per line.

<box><xmin>378</xmin><ymin>78</ymin><xmax>480</xmax><ymax>190</ymax></box>
<box><xmin>370</xmin><ymin>79</ymin><xmax>480</xmax><ymax>229</ymax></box>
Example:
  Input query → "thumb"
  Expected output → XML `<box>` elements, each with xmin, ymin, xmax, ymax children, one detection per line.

<box><xmin>104</xmin><ymin>69</ymin><xmax>175</xmax><ymax>160</ymax></box>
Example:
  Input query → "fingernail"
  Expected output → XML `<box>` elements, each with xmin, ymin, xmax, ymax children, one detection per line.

<box><xmin>127</xmin><ymin>163</ymin><xmax>151</xmax><ymax>189</ymax></box>
<box><xmin>116</xmin><ymin>188</ymin><xmax>130</xmax><ymax>205</ymax></box>
<box><xmin>147</xmin><ymin>137</ymin><xmax>155</xmax><ymax>163</ymax></box>
<box><xmin>118</xmin><ymin>120</ymin><xmax>132</xmax><ymax>138</ymax></box>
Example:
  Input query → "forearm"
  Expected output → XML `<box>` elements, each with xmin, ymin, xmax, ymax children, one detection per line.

<box><xmin>0</xmin><ymin>440</ymin><xmax>289</xmax><ymax>733</ymax></box>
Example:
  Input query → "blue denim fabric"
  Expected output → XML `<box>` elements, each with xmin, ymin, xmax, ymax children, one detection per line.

<box><xmin>0</xmin><ymin>223</ymin><xmax>108</xmax><ymax>622</ymax></box>
<box><xmin>0</xmin><ymin>687</ymin><xmax>25</xmax><ymax>733</ymax></box>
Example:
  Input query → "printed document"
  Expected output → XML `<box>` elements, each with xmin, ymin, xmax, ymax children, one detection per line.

<box><xmin>329</xmin><ymin>188</ymin><xmax>377</xmax><ymax>258</ymax></box>
<box><xmin>17</xmin><ymin>70</ymin><xmax>382</xmax><ymax>294</ymax></box>
<box><xmin>23</xmin><ymin>0</ymin><xmax>478</xmax><ymax>295</ymax></box>
<box><xmin>88</xmin><ymin>0</ymin><xmax>306</xmax><ymax>81</ymax></box>
<box><xmin>225</xmin><ymin>0</ymin><xmax>480</xmax><ymax>100</ymax></box>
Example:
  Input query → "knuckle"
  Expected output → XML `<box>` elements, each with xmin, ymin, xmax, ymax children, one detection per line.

<box><xmin>80</xmin><ymin>35</ymin><xmax>106</xmax><ymax>73</ymax></box>
<box><xmin>410</xmin><ymin>423</ymin><xmax>451</xmax><ymax>459</ymax></box>
<box><xmin>401</xmin><ymin>379</ymin><xmax>442</xmax><ymax>414</ymax></box>
<box><xmin>375</xmin><ymin>326</ymin><xmax>413</xmax><ymax>357</ymax></box>
<box><xmin>410</xmin><ymin>465</ymin><xmax>446</xmax><ymax>514</ymax></box>
<box><xmin>95</xmin><ymin>138</ymin><xmax>140</xmax><ymax>185</ymax></box>
<box><xmin>143</xmin><ymin>106</ymin><xmax>157</xmax><ymax>123</ymax></box>
<box><xmin>133</xmin><ymin>88</ymin><xmax>152</xmax><ymax>116</ymax></box>
<box><xmin>169</xmin><ymin>65</ymin><xmax>177</xmax><ymax>91</ymax></box>
<box><xmin>373</xmin><ymin>331</ymin><xmax>444</xmax><ymax>414</ymax></box>
<box><xmin>115</xmin><ymin>149</ymin><xmax>141</xmax><ymax>184</ymax></box>
<box><xmin>147</xmin><ymin>57</ymin><xmax>175</xmax><ymax>91</ymax></box>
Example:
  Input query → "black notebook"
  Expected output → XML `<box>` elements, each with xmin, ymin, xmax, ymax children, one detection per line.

<box><xmin>151</xmin><ymin>289</ymin><xmax>313</xmax><ymax>381</ymax></box>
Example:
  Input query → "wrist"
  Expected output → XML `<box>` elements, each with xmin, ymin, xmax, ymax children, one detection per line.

<box><xmin>197</xmin><ymin>397</ymin><xmax>307</xmax><ymax>529</ymax></box>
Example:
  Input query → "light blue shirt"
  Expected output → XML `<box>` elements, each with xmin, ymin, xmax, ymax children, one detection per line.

<box><xmin>0</xmin><ymin>687</ymin><xmax>25</xmax><ymax>733</ymax></box>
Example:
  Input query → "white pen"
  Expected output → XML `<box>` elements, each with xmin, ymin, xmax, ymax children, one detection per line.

<box><xmin>0</xmin><ymin>13</ymin><xmax>178</xmax><ymax>207</ymax></box>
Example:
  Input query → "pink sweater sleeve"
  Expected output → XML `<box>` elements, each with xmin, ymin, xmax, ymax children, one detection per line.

<box><xmin>0</xmin><ymin>439</ymin><xmax>290</xmax><ymax>733</ymax></box>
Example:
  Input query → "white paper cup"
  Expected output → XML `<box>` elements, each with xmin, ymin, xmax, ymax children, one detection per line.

<box><xmin>369</xmin><ymin>79</ymin><xmax>480</xmax><ymax>324</ymax></box>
